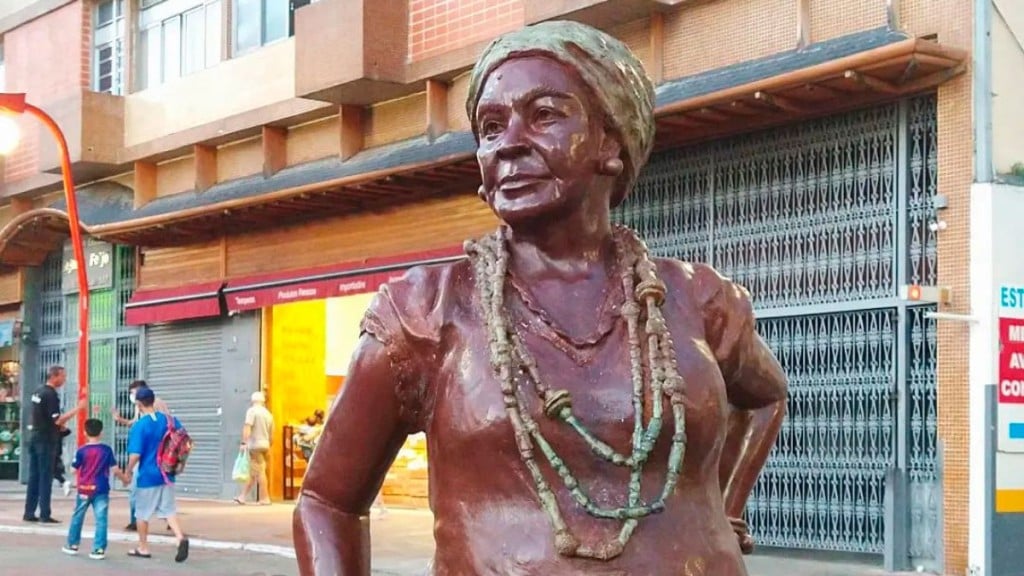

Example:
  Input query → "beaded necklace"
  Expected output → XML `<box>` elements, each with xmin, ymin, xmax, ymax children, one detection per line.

<box><xmin>464</xmin><ymin>225</ymin><xmax>688</xmax><ymax>561</ymax></box>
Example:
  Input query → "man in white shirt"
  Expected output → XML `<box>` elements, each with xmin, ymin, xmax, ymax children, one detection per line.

<box><xmin>235</xmin><ymin>391</ymin><xmax>273</xmax><ymax>505</ymax></box>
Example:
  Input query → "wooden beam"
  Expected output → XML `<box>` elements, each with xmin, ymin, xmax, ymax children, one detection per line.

<box><xmin>802</xmin><ymin>83</ymin><xmax>845</xmax><ymax>98</ymax></box>
<box><xmin>426</xmin><ymin>79</ymin><xmax>449</xmax><ymax>141</ymax></box>
<box><xmin>133</xmin><ymin>161</ymin><xmax>157</xmax><ymax>209</ymax></box>
<box><xmin>649</xmin><ymin>11</ymin><xmax>665</xmax><ymax>84</ymax></box>
<box><xmin>339</xmin><ymin>105</ymin><xmax>365</xmax><ymax>161</ymax></box>
<box><xmin>10</xmin><ymin>197</ymin><xmax>33</xmax><ymax>215</ymax></box>
<box><xmin>262</xmin><ymin>125</ymin><xmax>288</xmax><ymax>177</ymax></box>
<box><xmin>796</xmin><ymin>0</ymin><xmax>811</xmax><ymax>49</ymax></box>
<box><xmin>844</xmin><ymin>70</ymin><xmax>900</xmax><ymax>93</ymax></box>
<box><xmin>897</xmin><ymin>57</ymin><xmax>920</xmax><ymax>86</ymax></box>
<box><xmin>194</xmin><ymin>144</ymin><xmax>218</xmax><ymax>192</ymax></box>
<box><xmin>695</xmin><ymin>107</ymin><xmax>732</xmax><ymax>122</ymax></box>
<box><xmin>897</xmin><ymin>61</ymin><xmax>967</xmax><ymax>93</ymax></box>
<box><xmin>754</xmin><ymin>91</ymin><xmax>807</xmax><ymax>113</ymax></box>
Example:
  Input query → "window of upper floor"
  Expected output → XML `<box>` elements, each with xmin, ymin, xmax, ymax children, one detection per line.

<box><xmin>93</xmin><ymin>0</ymin><xmax>126</xmax><ymax>95</ymax></box>
<box><xmin>137</xmin><ymin>0</ymin><xmax>223</xmax><ymax>91</ymax></box>
<box><xmin>232</xmin><ymin>0</ymin><xmax>291</xmax><ymax>56</ymax></box>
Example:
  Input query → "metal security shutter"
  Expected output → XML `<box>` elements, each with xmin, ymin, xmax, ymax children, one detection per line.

<box><xmin>614</xmin><ymin>95</ymin><xmax>940</xmax><ymax>569</ymax></box>
<box><xmin>145</xmin><ymin>320</ymin><xmax>224</xmax><ymax>498</ymax></box>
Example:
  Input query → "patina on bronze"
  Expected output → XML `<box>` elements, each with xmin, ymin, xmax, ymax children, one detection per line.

<box><xmin>294</xmin><ymin>20</ymin><xmax>788</xmax><ymax>576</ymax></box>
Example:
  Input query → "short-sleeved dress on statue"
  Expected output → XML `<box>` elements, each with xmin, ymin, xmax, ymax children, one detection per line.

<box><xmin>360</xmin><ymin>239</ymin><xmax>767</xmax><ymax>576</ymax></box>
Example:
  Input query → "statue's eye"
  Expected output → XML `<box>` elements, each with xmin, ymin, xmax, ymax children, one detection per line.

<box><xmin>481</xmin><ymin>120</ymin><xmax>504</xmax><ymax>138</ymax></box>
<box><xmin>534</xmin><ymin>107</ymin><xmax>558</xmax><ymax>125</ymax></box>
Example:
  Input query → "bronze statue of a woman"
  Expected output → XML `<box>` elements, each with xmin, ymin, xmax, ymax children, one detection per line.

<box><xmin>294</xmin><ymin>20</ymin><xmax>787</xmax><ymax>576</ymax></box>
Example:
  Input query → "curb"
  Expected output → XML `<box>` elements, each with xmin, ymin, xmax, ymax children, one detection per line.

<box><xmin>0</xmin><ymin>523</ymin><xmax>297</xmax><ymax>559</ymax></box>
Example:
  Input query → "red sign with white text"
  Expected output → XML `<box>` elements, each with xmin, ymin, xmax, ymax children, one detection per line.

<box><xmin>999</xmin><ymin>317</ymin><xmax>1024</xmax><ymax>403</ymax></box>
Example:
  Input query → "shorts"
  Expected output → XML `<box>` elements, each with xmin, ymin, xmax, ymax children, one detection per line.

<box><xmin>134</xmin><ymin>484</ymin><xmax>177</xmax><ymax>521</ymax></box>
<box><xmin>249</xmin><ymin>448</ymin><xmax>269</xmax><ymax>477</ymax></box>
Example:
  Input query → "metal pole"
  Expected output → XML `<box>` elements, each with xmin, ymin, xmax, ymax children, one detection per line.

<box><xmin>24</xmin><ymin>103</ymin><xmax>90</xmax><ymax>448</ymax></box>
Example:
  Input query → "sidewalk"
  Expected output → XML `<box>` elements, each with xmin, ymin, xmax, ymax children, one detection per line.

<box><xmin>0</xmin><ymin>481</ymin><xmax>931</xmax><ymax>575</ymax></box>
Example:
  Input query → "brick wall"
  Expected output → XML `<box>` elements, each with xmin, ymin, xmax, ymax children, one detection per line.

<box><xmin>409</xmin><ymin>0</ymin><xmax>524</xmax><ymax>62</ymax></box>
<box><xmin>3</xmin><ymin>0</ymin><xmax>89</xmax><ymax>184</ymax></box>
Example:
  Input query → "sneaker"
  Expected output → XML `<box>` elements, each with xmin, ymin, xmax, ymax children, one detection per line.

<box><xmin>39</xmin><ymin>517</ymin><xmax>60</xmax><ymax>524</ymax></box>
<box><xmin>125</xmin><ymin>522</ymin><xmax>137</xmax><ymax>532</ymax></box>
<box><xmin>61</xmin><ymin>545</ymin><xmax>78</xmax><ymax>555</ymax></box>
<box><xmin>88</xmin><ymin>549</ymin><xmax>105</xmax><ymax>560</ymax></box>
<box><xmin>62</xmin><ymin>480</ymin><xmax>71</xmax><ymax>497</ymax></box>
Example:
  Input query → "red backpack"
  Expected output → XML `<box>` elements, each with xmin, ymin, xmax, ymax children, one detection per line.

<box><xmin>158</xmin><ymin>413</ymin><xmax>193</xmax><ymax>483</ymax></box>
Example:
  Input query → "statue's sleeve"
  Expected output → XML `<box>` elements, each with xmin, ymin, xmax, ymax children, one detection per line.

<box><xmin>359</xmin><ymin>266</ymin><xmax>444</xmax><ymax>433</ymax></box>
<box><xmin>695</xmin><ymin>263</ymin><xmax>784</xmax><ymax>410</ymax></box>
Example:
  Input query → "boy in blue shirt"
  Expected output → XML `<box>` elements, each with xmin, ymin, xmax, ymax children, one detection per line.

<box><xmin>61</xmin><ymin>418</ymin><xmax>129</xmax><ymax>559</ymax></box>
<box><xmin>126</xmin><ymin>386</ymin><xmax>189</xmax><ymax>562</ymax></box>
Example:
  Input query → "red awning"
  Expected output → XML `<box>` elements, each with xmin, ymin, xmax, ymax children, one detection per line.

<box><xmin>124</xmin><ymin>282</ymin><xmax>224</xmax><ymax>326</ymax></box>
<box><xmin>223</xmin><ymin>247</ymin><xmax>464</xmax><ymax>312</ymax></box>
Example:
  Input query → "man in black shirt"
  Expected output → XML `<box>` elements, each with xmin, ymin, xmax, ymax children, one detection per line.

<box><xmin>23</xmin><ymin>366</ymin><xmax>85</xmax><ymax>523</ymax></box>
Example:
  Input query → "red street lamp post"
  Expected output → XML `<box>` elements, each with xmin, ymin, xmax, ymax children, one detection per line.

<box><xmin>0</xmin><ymin>93</ymin><xmax>90</xmax><ymax>447</ymax></box>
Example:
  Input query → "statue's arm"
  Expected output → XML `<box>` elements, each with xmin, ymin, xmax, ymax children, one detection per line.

<box><xmin>717</xmin><ymin>326</ymin><xmax>788</xmax><ymax>554</ymax></box>
<box><xmin>294</xmin><ymin>335</ymin><xmax>410</xmax><ymax>576</ymax></box>
<box><xmin>717</xmin><ymin>333</ymin><xmax>788</xmax><ymax>534</ymax></box>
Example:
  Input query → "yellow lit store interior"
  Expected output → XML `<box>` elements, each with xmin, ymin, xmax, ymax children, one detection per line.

<box><xmin>262</xmin><ymin>293</ymin><xmax>428</xmax><ymax>507</ymax></box>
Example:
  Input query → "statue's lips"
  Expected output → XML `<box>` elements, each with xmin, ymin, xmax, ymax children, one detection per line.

<box><xmin>499</xmin><ymin>175</ymin><xmax>550</xmax><ymax>194</ymax></box>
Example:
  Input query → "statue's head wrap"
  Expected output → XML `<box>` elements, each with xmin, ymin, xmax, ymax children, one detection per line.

<box><xmin>466</xmin><ymin>20</ymin><xmax>656</xmax><ymax>208</ymax></box>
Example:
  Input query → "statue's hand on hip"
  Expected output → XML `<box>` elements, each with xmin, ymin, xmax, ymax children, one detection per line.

<box><xmin>728</xmin><ymin>516</ymin><xmax>755</xmax><ymax>555</ymax></box>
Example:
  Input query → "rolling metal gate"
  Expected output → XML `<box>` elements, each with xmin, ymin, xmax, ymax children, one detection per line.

<box><xmin>614</xmin><ymin>95</ymin><xmax>940</xmax><ymax>567</ymax></box>
<box><xmin>144</xmin><ymin>313</ymin><xmax>260</xmax><ymax>500</ymax></box>
<box><xmin>144</xmin><ymin>320</ymin><xmax>225</xmax><ymax>498</ymax></box>
<box><xmin>34</xmin><ymin>245</ymin><xmax>142</xmax><ymax>475</ymax></box>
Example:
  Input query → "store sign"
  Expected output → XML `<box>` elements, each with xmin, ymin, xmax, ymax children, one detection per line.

<box><xmin>1000</xmin><ymin>316</ymin><xmax>1024</xmax><ymax>404</ymax></box>
<box><xmin>226</xmin><ymin>271</ymin><xmax>406</xmax><ymax>312</ymax></box>
<box><xmin>62</xmin><ymin>240</ymin><xmax>114</xmax><ymax>294</ymax></box>
<box><xmin>998</xmin><ymin>283</ymin><xmax>1024</xmax><ymax>453</ymax></box>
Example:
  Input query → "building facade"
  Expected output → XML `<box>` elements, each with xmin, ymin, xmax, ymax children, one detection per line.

<box><xmin>0</xmin><ymin>0</ymin><xmax>1007</xmax><ymax>573</ymax></box>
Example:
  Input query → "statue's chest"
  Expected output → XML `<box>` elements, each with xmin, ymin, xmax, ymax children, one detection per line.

<box><xmin>432</xmin><ymin>312</ymin><xmax>728</xmax><ymax>471</ymax></box>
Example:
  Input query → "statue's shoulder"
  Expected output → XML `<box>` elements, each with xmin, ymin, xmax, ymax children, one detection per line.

<box><xmin>378</xmin><ymin>256</ymin><xmax>471</xmax><ymax>304</ymax></box>
<box><xmin>653</xmin><ymin>257</ymin><xmax>731</xmax><ymax>296</ymax></box>
<box><xmin>654</xmin><ymin>257</ymin><xmax>752</xmax><ymax>318</ymax></box>
<box><xmin>367</xmin><ymin>256</ymin><xmax>472</xmax><ymax>331</ymax></box>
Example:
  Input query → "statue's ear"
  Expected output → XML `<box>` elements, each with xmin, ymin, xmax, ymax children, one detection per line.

<box><xmin>598</xmin><ymin>128</ymin><xmax>622</xmax><ymax>163</ymax></box>
<box><xmin>597</xmin><ymin>129</ymin><xmax>624</xmax><ymax>177</ymax></box>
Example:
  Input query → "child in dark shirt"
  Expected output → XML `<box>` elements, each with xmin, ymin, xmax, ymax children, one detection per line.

<box><xmin>60</xmin><ymin>419</ymin><xmax>129</xmax><ymax>560</ymax></box>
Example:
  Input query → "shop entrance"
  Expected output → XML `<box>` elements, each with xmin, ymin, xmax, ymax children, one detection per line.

<box><xmin>264</xmin><ymin>294</ymin><xmax>428</xmax><ymax>506</ymax></box>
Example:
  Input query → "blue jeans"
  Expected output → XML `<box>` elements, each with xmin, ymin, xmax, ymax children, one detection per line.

<box><xmin>66</xmin><ymin>493</ymin><xmax>109</xmax><ymax>552</ymax></box>
<box><xmin>23</xmin><ymin>436</ymin><xmax>57</xmax><ymax>520</ymax></box>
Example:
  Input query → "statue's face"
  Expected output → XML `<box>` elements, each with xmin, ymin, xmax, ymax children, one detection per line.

<box><xmin>474</xmin><ymin>56</ymin><xmax>618</xmax><ymax>226</ymax></box>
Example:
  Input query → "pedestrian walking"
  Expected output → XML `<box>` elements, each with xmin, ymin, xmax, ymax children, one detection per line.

<box><xmin>112</xmin><ymin>379</ymin><xmax>148</xmax><ymax>531</ymax></box>
<box><xmin>235</xmin><ymin>391</ymin><xmax>273</xmax><ymax>505</ymax></box>
<box><xmin>125</xmin><ymin>386</ymin><xmax>189</xmax><ymax>562</ymax></box>
<box><xmin>24</xmin><ymin>366</ymin><xmax>86</xmax><ymax>523</ymax></box>
<box><xmin>61</xmin><ymin>418</ymin><xmax>130</xmax><ymax>560</ymax></box>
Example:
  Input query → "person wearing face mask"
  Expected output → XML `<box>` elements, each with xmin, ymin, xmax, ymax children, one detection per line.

<box><xmin>112</xmin><ymin>380</ymin><xmax>149</xmax><ymax>531</ymax></box>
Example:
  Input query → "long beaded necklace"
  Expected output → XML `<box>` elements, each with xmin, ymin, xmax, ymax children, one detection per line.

<box><xmin>464</xmin><ymin>225</ymin><xmax>689</xmax><ymax>561</ymax></box>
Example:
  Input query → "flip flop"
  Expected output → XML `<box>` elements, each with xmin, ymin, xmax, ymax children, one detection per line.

<box><xmin>175</xmin><ymin>538</ymin><xmax>189</xmax><ymax>563</ymax></box>
<box><xmin>127</xmin><ymin>549</ymin><xmax>151</xmax><ymax>559</ymax></box>
<box><xmin>233</xmin><ymin>497</ymin><xmax>246</xmax><ymax>505</ymax></box>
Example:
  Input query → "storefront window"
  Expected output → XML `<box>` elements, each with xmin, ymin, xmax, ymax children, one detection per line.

<box><xmin>265</xmin><ymin>292</ymin><xmax>429</xmax><ymax>506</ymax></box>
